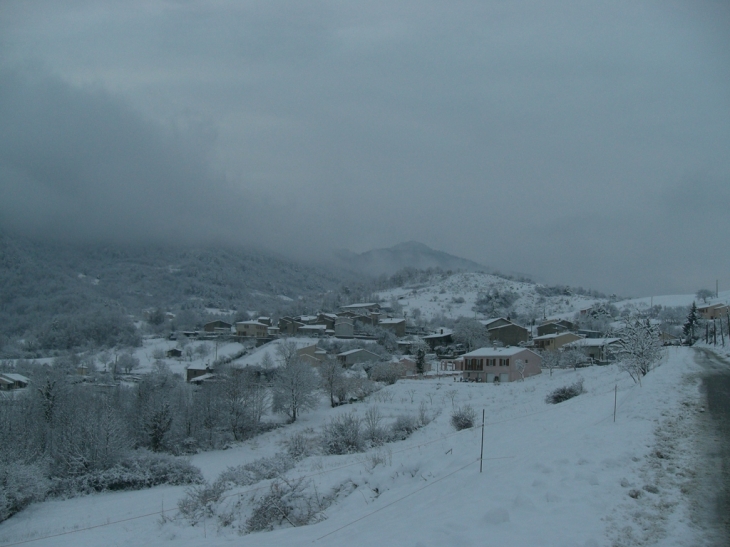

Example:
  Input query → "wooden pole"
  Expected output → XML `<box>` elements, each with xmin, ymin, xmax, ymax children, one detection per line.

<box><xmin>721</xmin><ymin>317</ymin><xmax>725</xmax><ymax>347</ymax></box>
<box><xmin>613</xmin><ymin>384</ymin><xmax>617</xmax><ymax>423</ymax></box>
<box><xmin>480</xmin><ymin>409</ymin><xmax>485</xmax><ymax>473</ymax></box>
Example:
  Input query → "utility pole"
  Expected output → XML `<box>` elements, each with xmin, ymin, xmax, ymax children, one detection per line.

<box><xmin>717</xmin><ymin>279</ymin><xmax>719</xmax><ymax>299</ymax></box>
<box><xmin>480</xmin><ymin>409</ymin><xmax>485</xmax><ymax>473</ymax></box>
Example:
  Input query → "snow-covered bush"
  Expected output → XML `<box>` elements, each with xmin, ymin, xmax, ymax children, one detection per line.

<box><xmin>322</xmin><ymin>412</ymin><xmax>364</xmax><ymax>455</ymax></box>
<box><xmin>390</xmin><ymin>414</ymin><xmax>420</xmax><ymax>440</ymax></box>
<box><xmin>368</xmin><ymin>362</ymin><xmax>403</xmax><ymax>385</ymax></box>
<box><xmin>545</xmin><ymin>379</ymin><xmax>585</xmax><ymax>404</ymax></box>
<box><xmin>177</xmin><ymin>481</ymin><xmax>228</xmax><ymax>525</ymax></box>
<box><xmin>245</xmin><ymin>478</ymin><xmax>328</xmax><ymax>533</ymax></box>
<box><xmin>285</xmin><ymin>431</ymin><xmax>318</xmax><ymax>460</ymax></box>
<box><xmin>0</xmin><ymin>462</ymin><xmax>49</xmax><ymax>523</ymax></box>
<box><xmin>216</xmin><ymin>453</ymin><xmax>295</xmax><ymax>487</ymax></box>
<box><xmin>178</xmin><ymin>452</ymin><xmax>295</xmax><ymax>524</ymax></box>
<box><xmin>363</xmin><ymin>406</ymin><xmax>388</xmax><ymax>446</ymax></box>
<box><xmin>49</xmin><ymin>450</ymin><xmax>203</xmax><ymax>497</ymax></box>
<box><xmin>450</xmin><ymin>405</ymin><xmax>476</xmax><ymax>430</ymax></box>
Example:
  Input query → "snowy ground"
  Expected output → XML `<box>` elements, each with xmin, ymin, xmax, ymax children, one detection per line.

<box><xmin>376</xmin><ymin>272</ymin><xmax>601</xmax><ymax>322</ymax></box>
<box><xmin>0</xmin><ymin>347</ymin><xmax>713</xmax><ymax>547</ymax></box>
<box><xmin>126</xmin><ymin>338</ymin><xmax>247</xmax><ymax>377</ymax></box>
<box><xmin>374</xmin><ymin>271</ymin><xmax>730</xmax><ymax>325</ymax></box>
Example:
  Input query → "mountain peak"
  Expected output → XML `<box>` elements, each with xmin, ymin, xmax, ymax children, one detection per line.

<box><xmin>332</xmin><ymin>241</ymin><xmax>487</xmax><ymax>277</ymax></box>
<box><xmin>389</xmin><ymin>241</ymin><xmax>434</xmax><ymax>253</ymax></box>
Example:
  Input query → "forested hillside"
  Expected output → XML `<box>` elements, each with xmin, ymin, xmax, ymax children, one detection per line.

<box><xmin>0</xmin><ymin>234</ymin><xmax>362</xmax><ymax>356</ymax></box>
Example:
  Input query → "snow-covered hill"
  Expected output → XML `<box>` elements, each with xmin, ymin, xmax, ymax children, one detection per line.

<box><xmin>0</xmin><ymin>348</ymin><xmax>712</xmax><ymax>546</ymax></box>
<box><xmin>376</xmin><ymin>271</ymin><xmax>603</xmax><ymax>322</ymax></box>
<box><xmin>376</xmin><ymin>270</ymin><xmax>730</xmax><ymax>326</ymax></box>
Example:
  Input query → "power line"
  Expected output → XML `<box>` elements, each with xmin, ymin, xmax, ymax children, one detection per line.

<box><xmin>313</xmin><ymin>458</ymin><xmax>480</xmax><ymax>542</ymax></box>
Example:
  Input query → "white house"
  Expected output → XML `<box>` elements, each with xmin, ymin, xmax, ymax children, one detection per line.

<box><xmin>458</xmin><ymin>347</ymin><xmax>542</xmax><ymax>383</ymax></box>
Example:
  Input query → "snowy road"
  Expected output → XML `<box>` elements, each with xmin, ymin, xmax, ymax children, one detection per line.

<box><xmin>694</xmin><ymin>348</ymin><xmax>730</xmax><ymax>546</ymax></box>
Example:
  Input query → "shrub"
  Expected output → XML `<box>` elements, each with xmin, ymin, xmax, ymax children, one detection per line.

<box><xmin>545</xmin><ymin>379</ymin><xmax>585</xmax><ymax>404</ymax></box>
<box><xmin>49</xmin><ymin>451</ymin><xmax>203</xmax><ymax>497</ymax></box>
<box><xmin>369</xmin><ymin>362</ymin><xmax>402</xmax><ymax>385</ymax></box>
<box><xmin>363</xmin><ymin>406</ymin><xmax>388</xmax><ymax>446</ymax></box>
<box><xmin>390</xmin><ymin>414</ymin><xmax>420</xmax><ymax>441</ymax></box>
<box><xmin>178</xmin><ymin>452</ymin><xmax>295</xmax><ymax>524</ymax></box>
<box><xmin>451</xmin><ymin>405</ymin><xmax>476</xmax><ymax>430</ymax></box>
<box><xmin>245</xmin><ymin>478</ymin><xmax>327</xmax><ymax>533</ymax></box>
<box><xmin>0</xmin><ymin>463</ymin><xmax>49</xmax><ymax>523</ymax></box>
<box><xmin>216</xmin><ymin>454</ymin><xmax>295</xmax><ymax>487</ymax></box>
<box><xmin>285</xmin><ymin>431</ymin><xmax>317</xmax><ymax>461</ymax></box>
<box><xmin>322</xmin><ymin>413</ymin><xmax>364</xmax><ymax>455</ymax></box>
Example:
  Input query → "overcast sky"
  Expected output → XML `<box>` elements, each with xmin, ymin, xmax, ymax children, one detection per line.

<box><xmin>1</xmin><ymin>1</ymin><xmax>729</xmax><ymax>296</ymax></box>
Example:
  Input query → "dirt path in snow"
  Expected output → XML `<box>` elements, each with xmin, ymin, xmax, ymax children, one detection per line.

<box><xmin>692</xmin><ymin>347</ymin><xmax>730</xmax><ymax>546</ymax></box>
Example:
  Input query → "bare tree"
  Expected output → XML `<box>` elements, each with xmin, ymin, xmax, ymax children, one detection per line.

<box><xmin>272</xmin><ymin>359</ymin><xmax>319</xmax><ymax>422</ymax></box>
<box><xmin>696</xmin><ymin>289</ymin><xmax>714</xmax><ymax>304</ymax></box>
<box><xmin>562</xmin><ymin>348</ymin><xmax>588</xmax><ymax>370</ymax></box>
<box><xmin>540</xmin><ymin>350</ymin><xmax>561</xmax><ymax>376</ymax></box>
<box><xmin>117</xmin><ymin>352</ymin><xmax>140</xmax><ymax>374</ymax></box>
<box><xmin>319</xmin><ymin>357</ymin><xmax>346</xmax><ymax>408</ymax></box>
<box><xmin>452</xmin><ymin>318</ymin><xmax>489</xmax><ymax>351</ymax></box>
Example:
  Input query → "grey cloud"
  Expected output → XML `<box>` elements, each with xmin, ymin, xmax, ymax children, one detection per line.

<box><xmin>0</xmin><ymin>66</ymin><xmax>251</xmax><ymax>244</ymax></box>
<box><xmin>1</xmin><ymin>1</ymin><xmax>729</xmax><ymax>295</ymax></box>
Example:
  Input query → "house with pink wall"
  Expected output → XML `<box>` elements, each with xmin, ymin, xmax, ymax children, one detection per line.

<box><xmin>457</xmin><ymin>347</ymin><xmax>542</xmax><ymax>383</ymax></box>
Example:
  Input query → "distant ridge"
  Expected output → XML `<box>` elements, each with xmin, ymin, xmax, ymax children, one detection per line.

<box><xmin>333</xmin><ymin>241</ymin><xmax>489</xmax><ymax>277</ymax></box>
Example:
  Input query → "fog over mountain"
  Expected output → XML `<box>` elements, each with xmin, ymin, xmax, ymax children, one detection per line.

<box><xmin>333</xmin><ymin>241</ymin><xmax>490</xmax><ymax>278</ymax></box>
<box><xmin>1</xmin><ymin>1</ymin><xmax>729</xmax><ymax>296</ymax></box>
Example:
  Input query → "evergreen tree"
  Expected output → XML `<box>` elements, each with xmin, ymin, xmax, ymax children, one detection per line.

<box><xmin>415</xmin><ymin>347</ymin><xmax>426</xmax><ymax>375</ymax></box>
<box><xmin>682</xmin><ymin>302</ymin><xmax>699</xmax><ymax>344</ymax></box>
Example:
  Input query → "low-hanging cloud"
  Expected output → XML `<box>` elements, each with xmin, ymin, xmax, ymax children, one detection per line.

<box><xmin>1</xmin><ymin>1</ymin><xmax>729</xmax><ymax>296</ymax></box>
<box><xmin>0</xmin><ymin>65</ymin><xmax>255</xmax><ymax>245</ymax></box>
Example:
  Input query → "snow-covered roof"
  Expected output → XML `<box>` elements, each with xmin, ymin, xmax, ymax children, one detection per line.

<box><xmin>341</xmin><ymin>303</ymin><xmax>379</xmax><ymax>309</ymax></box>
<box><xmin>378</xmin><ymin>318</ymin><xmax>405</xmax><ymax>325</ymax></box>
<box><xmin>187</xmin><ymin>363</ymin><xmax>209</xmax><ymax>371</ymax></box>
<box><xmin>565</xmin><ymin>337</ymin><xmax>621</xmax><ymax>347</ymax></box>
<box><xmin>423</xmin><ymin>329</ymin><xmax>453</xmax><ymax>339</ymax></box>
<box><xmin>298</xmin><ymin>315</ymin><xmax>318</xmax><ymax>322</ymax></box>
<box><xmin>189</xmin><ymin>373</ymin><xmax>215</xmax><ymax>383</ymax></box>
<box><xmin>1</xmin><ymin>373</ymin><xmax>29</xmax><ymax>383</ymax></box>
<box><xmin>697</xmin><ymin>302</ymin><xmax>728</xmax><ymax>310</ymax></box>
<box><xmin>478</xmin><ymin>317</ymin><xmax>509</xmax><ymax>327</ymax></box>
<box><xmin>462</xmin><ymin>347</ymin><xmax>537</xmax><ymax>358</ymax></box>
<box><xmin>299</xmin><ymin>324</ymin><xmax>326</xmax><ymax>331</ymax></box>
<box><xmin>487</xmin><ymin>323</ymin><xmax>527</xmax><ymax>331</ymax></box>
<box><xmin>533</xmin><ymin>332</ymin><xmax>582</xmax><ymax>341</ymax></box>
<box><xmin>337</xmin><ymin>348</ymin><xmax>379</xmax><ymax>357</ymax></box>
<box><xmin>236</xmin><ymin>320</ymin><xmax>267</xmax><ymax>327</ymax></box>
<box><xmin>232</xmin><ymin>338</ymin><xmax>320</xmax><ymax>368</ymax></box>
<box><xmin>320</xmin><ymin>313</ymin><xmax>338</xmax><ymax>319</ymax></box>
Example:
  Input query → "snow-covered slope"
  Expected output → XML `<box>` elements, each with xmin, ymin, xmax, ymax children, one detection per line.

<box><xmin>377</xmin><ymin>271</ymin><xmax>603</xmax><ymax>321</ymax></box>
<box><xmin>0</xmin><ymin>348</ymin><xmax>710</xmax><ymax>546</ymax></box>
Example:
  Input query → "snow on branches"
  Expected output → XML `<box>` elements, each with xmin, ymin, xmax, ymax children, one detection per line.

<box><xmin>617</xmin><ymin>318</ymin><xmax>663</xmax><ymax>385</ymax></box>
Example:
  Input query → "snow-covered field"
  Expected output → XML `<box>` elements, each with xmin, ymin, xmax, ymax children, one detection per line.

<box><xmin>0</xmin><ymin>347</ymin><xmax>711</xmax><ymax>547</ymax></box>
<box><xmin>126</xmin><ymin>338</ymin><xmax>247</xmax><ymax>377</ymax></box>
